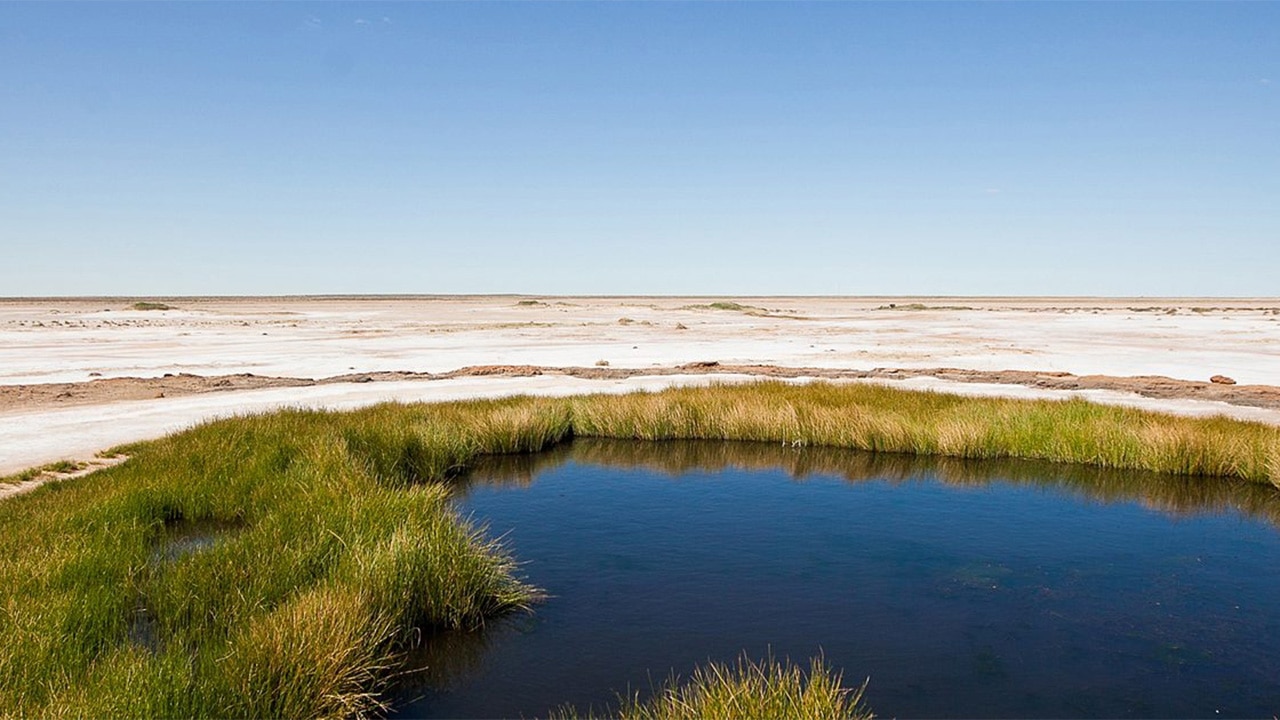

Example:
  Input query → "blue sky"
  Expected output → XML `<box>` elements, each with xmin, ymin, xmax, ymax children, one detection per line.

<box><xmin>2</xmin><ymin>2</ymin><xmax>1276</xmax><ymax>296</ymax></box>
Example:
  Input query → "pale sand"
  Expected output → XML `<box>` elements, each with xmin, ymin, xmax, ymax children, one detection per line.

<box><xmin>3</xmin><ymin>296</ymin><xmax>1279</xmax><ymax>480</ymax></box>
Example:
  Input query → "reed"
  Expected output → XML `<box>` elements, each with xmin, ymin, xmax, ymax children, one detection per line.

<box><xmin>568</xmin><ymin>382</ymin><xmax>1280</xmax><ymax>484</ymax></box>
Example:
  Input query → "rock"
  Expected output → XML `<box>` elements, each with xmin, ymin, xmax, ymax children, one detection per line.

<box><xmin>1210</xmin><ymin>375</ymin><xmax>1236</xmax><ymax>385</ymax></box>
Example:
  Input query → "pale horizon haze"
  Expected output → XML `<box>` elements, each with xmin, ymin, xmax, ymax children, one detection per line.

<box><xmin>2</xmin><ymin>2</ymin><xmax>1277</xmax><ymax>297</ymax></box>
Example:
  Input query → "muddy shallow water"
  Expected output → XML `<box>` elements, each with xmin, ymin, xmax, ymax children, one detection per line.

<box><xmin>391</xmin><ymin>440</ymin><xmax>1280</xmax><ymax>718</ymax></box>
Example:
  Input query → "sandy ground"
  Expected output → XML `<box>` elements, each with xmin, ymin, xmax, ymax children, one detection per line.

<box><xmin>3</xmin><ymin>295</ymin><xmax>1280</xmax><ymax>483</ymax></box>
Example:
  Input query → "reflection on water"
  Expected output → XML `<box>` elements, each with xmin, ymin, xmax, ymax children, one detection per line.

<box><xmin>151</xmin><ymin>519</ymin><xmax>241</xmax><ymax>564</ymax></box>
<box><xmin>393</xmin><ymin>620</ymin><xmax>511</xmax><ymax>700</ymax></box>
<box><xmin>463</xmin><ymin>438</ymin><xmax>1280</xmax><ymax>529</ymax></box>
<box><xmin>392</xmin><ymin>440</ymin><xmax>1280</xmax><ymax>719</ymax></box>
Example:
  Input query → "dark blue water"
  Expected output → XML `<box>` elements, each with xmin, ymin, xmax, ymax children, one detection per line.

<box><xmin>391</xmin><ymin>441</ymin><xmax>1280</xmax><ymax>718</ymax></box>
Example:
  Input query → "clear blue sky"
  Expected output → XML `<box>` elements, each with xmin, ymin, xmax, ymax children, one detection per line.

<box><xmin>2</xmin><ymin>2</ymin><xmax>1276</xmax><ymax>296</ymax></box>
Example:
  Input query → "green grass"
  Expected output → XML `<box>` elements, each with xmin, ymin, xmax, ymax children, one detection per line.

<box><xmin>2</xmin><ymin>381</ymin><xmax>1278</xmax><ymax>717</ymax></box>
<box><xmin>556</xmin><ymin>653</ymin><xmax>871</xmax><ymax>720</ymax></box>
<box><xmin>0</xmin><ymin>399</ymin><xmax>567</xmax><ymax>718</ymax></box>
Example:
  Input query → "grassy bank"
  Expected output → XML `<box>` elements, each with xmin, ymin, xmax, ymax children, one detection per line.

<box><xmin>2</xmin><ymin>381</ymin><xmax>1278</xmax><ymax>717</ymax></box>
<box><xmin>568</xmin><ymin>382</ymin><xmax>1280</xmax><ymax>484</ymax></box>
<box><xmin>0</xmin><ymin>398</ymin><xmax>570</xmax><ymax>718</ymax></box>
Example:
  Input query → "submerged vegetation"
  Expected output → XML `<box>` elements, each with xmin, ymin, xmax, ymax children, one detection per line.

<box><xmin>557</xmin><ymin>654</ymin><xmax>871</xmax><ymax>720</ymax></box>
<box><xmin>2</xmin><ymin>381</ymin><xmax>1279</xmax><ymax>717</ymax></box>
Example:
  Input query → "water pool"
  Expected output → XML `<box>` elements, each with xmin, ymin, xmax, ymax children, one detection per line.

<box><xmin>391</xmin><ymin>440</ymin><xmax>1280</xmax><ymax>718</ymax></box>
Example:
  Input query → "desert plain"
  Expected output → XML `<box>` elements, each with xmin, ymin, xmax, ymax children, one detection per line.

<box><xmin>4</xmin><ymin>295</ymin><xmax>1280</xmax><ymax>485</ymax></box>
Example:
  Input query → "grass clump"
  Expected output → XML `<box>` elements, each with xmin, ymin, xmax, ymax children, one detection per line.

<box><xmin>43</xmin><ymin>459</ymin><xmax>85</xmax><ymax>474</ymax></box>
<box><xmin>1</xmin><ymin>459</ymin><xmax>87</xmax><ymax>487</ymax></box>
<box><xmin>1</xmin><ymin>467</ymin><xmax>41</xmax><ymax>485</ymax></box>
<box><xmin>682</xmin><ymin>301</ymin><xmax>759</xmax><ymax>313</ymax></box>
<box><xmin>558</xmin><ymin>653</ymin><xmax>870</xmax><ymax>720</ymax></box>
<box><xmin>679</xmin><ymin>301</ymin><xmax>799</xmax><ymax>318</ymax></box>
<box><xmin>877</xmin><ymin>303</ymin><xmax>976</xmax><ymax>311</ymax></box>
<box><xmin>130</xmin><ymin>301</ymin><xmax>175</xmax><ymax>311</ymax></box>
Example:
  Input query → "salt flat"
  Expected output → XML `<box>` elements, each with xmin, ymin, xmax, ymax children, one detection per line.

<box><xmin>3</xmin><ymin>295</ymin><xmax>1279</xmax><ymax>477</ymax></box>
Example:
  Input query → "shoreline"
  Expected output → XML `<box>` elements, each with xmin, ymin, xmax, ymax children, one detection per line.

<box><xmin>5</xmin><ymin>295</ymin><xmax>1278</xmax><ymax>481</ymax></box>
<box><xmin>5</xmin><ymin>364</ymin><xmax>1280</xmax><ymax>489</ymax></box>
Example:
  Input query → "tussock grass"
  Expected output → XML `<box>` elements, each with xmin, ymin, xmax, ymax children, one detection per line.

<box><xmin>557</xmin><ymin>653</ymin><xmax>871</xmax><ymax>720</ymax></box>
<box><xmin>0</xmin><ymin>400</ymin><xmax>559</xmax><ymax>718</ymax></box>
<box><xmin>568</xmin><ymin>383</ymin><xmax>1280</xmax><ymax>484</ymax></box>
<box><xmin>2</xmin><ymin>381</ymin><xmax>1278</xmax><ymax>717</ymax></box>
